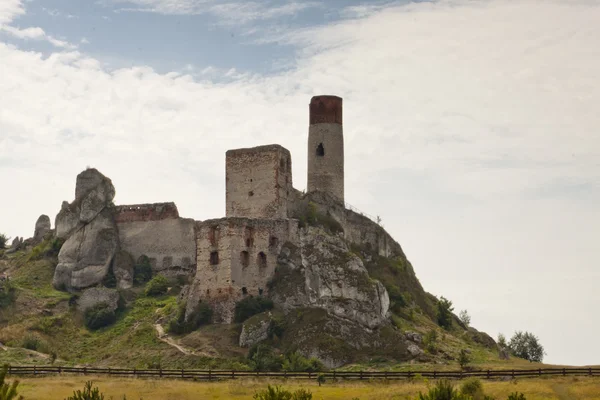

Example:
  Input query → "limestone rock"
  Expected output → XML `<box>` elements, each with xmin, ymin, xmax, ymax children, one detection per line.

<box><xmin>407</xmin><ymin>343</ymin><xmax>424</xmax><ymax>357</ymax></box>
<box><xmin>239</xmin><ymin>312</ymin><xmax>272</xmax><ymax>348</ymax></box>
<box><xmin>5</xmin><ymin>237</ymin><xmax>23</xmax><ymax>254</ymax></box>
<box><xmin>33</xmin><ymin>215</ymin><xmax>51</xmax><ymax>243</ymax></box>
<box><xmin>77</xmin><ymin>287</ymin><xmax>120</xmax><ymax>313</ymax></box>
<box><xmin>112</xmin><ymin>250</ymin><xmax>134</xmax><ymax>290</ymax></box>
<box><xmin>405</xmin><ymin>331</ymin><xmax>423</xmax><ymax>344</ymax></box>
<box><xmin>55</xmin><ymin>201</ymin><xmax>80</xmax><ymax>239</ymax></box>
<box><xmin>467</xmin><ymin>327</ymin><xmax>497</xmax><ymax>349</ymax></box>
<box><xmin>79</xmin><ymin>177</ymin><xmax>115</xmax><ymax>223</ymax></box>
<box><xmin>76</xmin><ymin>168</ymin><xmax>114</xmax><ymax>201</ymax></box>
<box><xmin>53</xmin><ymin>208</ymin><xmax>119</xmax><ymax>290</ymax></box>
<box><xmin>270</xmin><ymin>227</ymin><xmax>389</xmax><ymax>329</ymax></box>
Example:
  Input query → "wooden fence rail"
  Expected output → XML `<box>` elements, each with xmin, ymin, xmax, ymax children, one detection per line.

<box><xmin>4</xmin><ymin>366</ymin><xmax>600</xmax><ymax>381</ymax></box>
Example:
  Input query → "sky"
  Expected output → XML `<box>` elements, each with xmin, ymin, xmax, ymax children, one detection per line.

<box><xmin>0</xmin><ymin>0</ymin><xmax>599</xmax><ymax>366</ymax></box>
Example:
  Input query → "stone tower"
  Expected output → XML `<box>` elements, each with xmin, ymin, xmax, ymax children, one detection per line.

<box><xmin>307</xmin><ymin>95</ymin><xmax>344</xmax><ymax>203</ymax></box>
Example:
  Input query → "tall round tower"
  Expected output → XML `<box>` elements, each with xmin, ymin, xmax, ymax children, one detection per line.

<box><xmin>307</xmin><ymin>95</ymin><xmax>344</xmax><ymax>203</ymax></box>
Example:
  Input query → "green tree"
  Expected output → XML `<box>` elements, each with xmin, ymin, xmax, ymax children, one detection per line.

<box><xmin>144</xmin><ymin>275</ymin><xmax>169</xmax><ymax>297</ymax></box>
<box><xmin>65</xmin><ymin>381</ymin><xmax>104</xmax><ymax>400</ymax></box>
<box><xmin>459</xmin><ymin>310</ymin><xmax>470</xmax><ymax>327</ymax></box>
<box><xmin>497</xmin><ymin>333</ymin><xmax>507</xmax><ymax>348</ymax></box>
<box><xmin>508</xmin><ymin>331</ymin><xmax>545</xmax><ymax>362</ymax></box>
<box><xmin>437</xmin><ymin>296</ymin><xmax>454</xmax><ymax>329</ymax></box>
<box><xmin>0</xmin><ymin>234</ymin><xmax>9</xmax><ymax>250</ymax></box>
<box><xmin>458</xmin><ymin>349</ymin><xmax>472</xmax><ymax>370</ymax></box>
<box><xmin>84</xmin><ymin>303</ymin><xmax>116</xmax><ymax>330</ymax></box>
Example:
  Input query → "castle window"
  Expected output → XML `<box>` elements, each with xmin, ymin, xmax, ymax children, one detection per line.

<box><xmin>240</xmin><ymin>251</ymin><xmax>249</xmax><ymax>267</ymax></box>
<box><xmin>242</xmin><ymin>287</ymin><xmax>248</xmax><ymax>295</ymax></box>
<box><xmin>248</xmin><ymin>191</ymin><xmax>254</xmax><ymax>197</ymax></box>
<box><xmin>316</xmin><ymin>143</ymin><xmax>325</xmax><ymax>157</ymax></box>
<box><xmin>210</xmin><ymin>251</ymin><xmax>219</xmax><ymax>265</ymax></box>
<box><xmin>246</xmin><ymin>238</ymin><xmax>253</xmax><ymax>247</ymax></box>
<box><xmin>269</xmin><ymin>236</ymin><xmax>279</xmax><ymax>249</ymax></box>
<box><xmin>259</xmin><ymin>288</ymin><xmax>264</xmax><ymax>296</ymax></box>
<box><xmin>257</xmin><ymin>252</ymin><xmax>267</xmax><ymax>268</ymax></box>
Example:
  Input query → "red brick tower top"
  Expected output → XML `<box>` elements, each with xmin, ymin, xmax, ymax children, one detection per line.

<box><xmin>309</xmin><ymin>95</ymin><xmax>343</xmax><ymax>125</ymax></box>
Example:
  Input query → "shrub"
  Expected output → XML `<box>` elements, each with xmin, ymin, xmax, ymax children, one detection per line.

<box><xmin>460</xmin><ymin>378</ymin><xmax>484</xmax><ymax>398</ymax></box>
<box><xmin>424</xmin><ymin>329</ymin><xmax>438</xmax><ymax>354</ymax></box>
<box><xmin>0</xmin><ymin>364</ymin><xmax>22</xmax><ymax>400</ymax></box>
<box><xmin>295</xmin><ymin>202</ymin><xmax>343</xmax><ymax>235</ymax></box>
<box><xmin>253</xmin><ymin>385</ymin><xmax>313</xmax><ymax>400</ymax></box>
<box><xmin>234</xmin><ymin>296</ymin><xmax>274</xmax><ymax>323</ymax></box>
<box><xmin>458</xmin><ymin>349</ymin><xmax>472</xmax><ymax>369</ymax></box>
<box><xmin>133</xmin><ymin>255</ymin><xmax>152</xmax><ymax>284</ymax></box>
<box><xmin>0</xmin><ymin>280</ymin><xmax>16</xmax><ymax>308</ymax></box>
<box><xmin>459</xmin><ymin>310</ymin><xmax>471</xmax><ymax>327</ymax></box>
<box><xmin>167</xmin><ymin>301</ymin><xmax>212</xmax><ymax>335</ymax></box>
<box><xmin>29</xmin><ymin>237</ymin><xmax>65</xmax><ymax>260</ymax></box>
<box><xmin>65</xmin><ymin>381</ymin><xmax>105</xmax><ymax>400</ymax></box>
<box><xmin>507</xmin><ymin>393</ymin><xmax>526</xmax><ymax>400</ymax></box>
<box><xmin>267</xmin><ymin>315</ymin><xmax>285</xmax><ymax>340</ymax></box>
<box><xmin>282</xmin><ymin>351</ymin><xmax>324</xmax><ymax>372</ymax></box>
<box><xmin>248</xmin><ymin>344</ymin><xmax>283</xmax><ymax>372</ymax></box>
<box><xmin>84</xmin><ymin>302</ymin><xmax>116</xmax><ymax>330</ymax></box>
<box><xmin>508</xmin><ymin>331</ymin><xmax>545</xmax><ymax>362</ymax></box>
<box><xmin>0</xmin><ymin>234</ymin><xmax>9</xmax><ymax>250</ymax></box>
<box><xmin>497</xmin><ymin>333</ymin><xmax>507</xmax><ymax>348</ymax></box>
<box><xmin>417</xmin><ymin>380</ymin><xmax>471</xmax><ymax>400</ymax></box>
<box><xmin>144</xmin><ymin>275</ymin><xmax>169</xmax><ymax>297</ymax></box>
<box><xmin>21</xmin><ymin>334</ymin><xmax>42</xmax><ymax>351</ymax></box>
<box><xmin>436</xmin><ymin>296</ymin><xmax>454</xmax><ymax>330</ymax></box>
<box><xmin>387</xmin><ymin>284</ymin><xmax>407</xmax><ymax>312</ymax></box>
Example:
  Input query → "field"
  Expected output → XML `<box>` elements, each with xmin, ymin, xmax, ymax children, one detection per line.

<box><xmin>12</xmin><ymin>375</ymin><xmax>600</xmax><ymax>400</ymax></box>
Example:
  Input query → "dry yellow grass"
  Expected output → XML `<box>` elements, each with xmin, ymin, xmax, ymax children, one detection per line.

<box><xmin>11</xmin><ymin>375</ymin><xmax>600</xmax><ymax>400</ymax></box>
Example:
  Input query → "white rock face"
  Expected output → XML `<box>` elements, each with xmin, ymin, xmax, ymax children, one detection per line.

<box><xmin>53</xmin><ymin>169</ymin><xmax>119</xmax><ymax>291</ymax></box>
<box><xmin>77</xmin><ymin>287</ymin><xmax>120</xmax><ymax>313</ymax></box>
<box><xmin>239</xmin><ymin>312</ymin><xmax>272</xmax><ymax>348</ymax></box>
<box><xmin>271</xmin><ymin>226</ymin><xmax>389</xmax><ymax>329</ymax></box>
<box><xmin>33</xmin><ymin>215</ymin><xmax>51</xmax><ymax>243</ymax></box>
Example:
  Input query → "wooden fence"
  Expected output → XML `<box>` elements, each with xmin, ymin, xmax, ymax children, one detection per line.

<box><xmin>5</xmin><ymin>366</ymin><xmax>600</xmax><ymax>381</ymax></box>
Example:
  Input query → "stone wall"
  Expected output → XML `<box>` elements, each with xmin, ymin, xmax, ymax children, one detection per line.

<box><xmin>187</xmin><ymin>217</ymin><xmax>299</xmax><ymax>323</ymax></box>
<box><xmin>114</xmin><ymin>202</ymin><xmax>179</xmax><ymax>223</ymax></box>
<box><xmin>116</xmin><ymin>214</ymin><xmax>196</xmax><ymax>278</ymax></box>
<box><xmin>226</xmin><ymin>145</ymin><xmax>293</xmax><ymax>219</ymax></box>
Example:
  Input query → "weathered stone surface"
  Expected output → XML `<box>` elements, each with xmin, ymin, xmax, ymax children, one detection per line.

<box><xmin>5</xmin><ymin>237</ymin><xmax>23</xmax><ymax>254</ymax></box>
<box><xmin>407</xmin><ymin>343</ymin><xmax>424</xmax><ymax>357</ymax></box>
<box><xmin>112</xmin><ymin>250</ymin><xmax>134</xmax><ymax>290</ymax></box>
<box><xmin>76</xmin><ymin>168</ymin><xmax>114</xmax><ymax>201</ymax></box>
<box><xmin>77</xmin><ymin>287</ymin><xmax>120</xmax><ymax>313</ymax></box>
<box><xmin>53</xmin><ymin>209</ymin><xmax>119</xmax><ymax>290</ymax></box>
<box><xmin>33</xmin><ymin>215</ymin><xmax>51</xmax><ymax>243</ymax></box>
<box><xmin>270</xmin><ymin>226</ymin><xmax>389</xmax><ymax>329</ymax></box>
<box><xmin>467</xmin><ymin>327</ymin><xmax>497</xmax><ymax>349</ymax></box>
<box><xmin>55</xmin><ymin>201</ymin><xmax>80</xmax><ymax>239</ymax></box>
<box><xmin>239</xmin><ymin>312</ymin><xmax>272</xmax><ymax>348</ymax></box>
<box><xmin>405</xmin><ymin>331</ymin><xmax>423</xmax><ymax>344</ymax></box>
<box><xmin>79</xmin><ymin>179</ymin><xmax>115</xmax><ymax>223</ymax></box>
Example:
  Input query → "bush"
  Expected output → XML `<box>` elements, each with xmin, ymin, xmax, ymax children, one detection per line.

<box><xmin>497</xmin><ymin>333</ymin><xmax>507</xmax><ymax>348</ymax></box>
<box><xmin>460</xmin><ymin>378</ymin><xmax>484</xmax><ymax>398</ymax></box>
<box><xmin>0</xmin><ymin>364</ymin><xmax>22</xmax><ymax>400</ymax></box>
<box><xmin>253</xmin><ymin>385</ymin><xmax>313</xmax><ymax>400</ymax></box>
<box><xmin>234</xmin><ymin>296</ymin><xmax>274</xmax><ymax>323</ymax></box>
<box><xmin>144</xmin><ymin>275</ymin><xmax>169</xmax><ymax>297</ymax></box>
<box><xmin>248</xmin><ymin>344</ymin><xmax>283</xmax><ymax>372</ymax></box>
<box><xmin>28</xmin><ymin>237</ymin><xmax>65</xmax><ymax>260</ymax></box>
<box><xmin>508</xmin><ymin>331</ymin><xmax>545</xmax><ymax>362</ymax></box>
<box><xmin>133</xmin><ymin>255</ymin><xmax>152</xmax><ymax>284</ymax></box>
<box><xmin>0</xmin><ymin>234</ymin><xmax>9</xmax><ymax>250</ymax></box>
<box><xmin>267</xmin><ymin>315</ymin><xmax>285</xmax><ymax>340</ymax></box>
<box><xmin>65</xmin><ymin>381</ymin><xmax>105</xmax><ymax>400</ymax></box>
<box><xmin>21</xmin><ymin>334</ymin><xmax>42</xmax><ymax>351</ymax></box>
<box><xmin>0</xmin><ymin>280</ymin><xmax>16</xmax><ymax>308</ymax></box>
<box><xmin>424</xmin><ymin>329</ymin><xmax>438</xmax><ymax>354</ymax></box>
<box><xmin>282</xmin><ymin>351</ymin><xmax>324</xmax><ymax>372</ymax></box>
<box><xmin>507</xmin><ymin>393</ymin><xmax>526</xmax><ymax>400</ymax></box>
<box><xmin>84</xmin><ymin>302</ymin><xmax>116</xmax><ymax>330</ymax></box>
<box><xmin>459</xmin><ymin>310</ymin><xmax>471</xmax><ymax>327</ymax></box>
<box><xmin>458</xmin><ymin>349</ymin><xmax>472</xmax><ymax>370</ymax></box>
<box><xmin>167</xmin><ymin>301</ymin><xmax>213</xmax><ymax>334</ymax></box>
<box><xmin>387</xmin><ymin>284</ymin><xmax>407</xmax><ymax>312</ymax></box>
<box><xmin>417</xmin><ymin>380</ymin><xmax>471</xmax><ymax>400</ymax></box>
<box><xmin>436</xmin><ymin>296</ymin><xmax>454</xmax><ymax>330</ymax></box>
<box><xmin>295</xmin><ymin>202</ymin><xmax>343</xmax><ymax>235</ymax></box>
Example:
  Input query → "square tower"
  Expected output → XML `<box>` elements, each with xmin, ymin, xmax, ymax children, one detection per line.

<box><xmin>226</xmin><ymin>144</ymin><xmax>293</xmax><ymax>219</ymax></box>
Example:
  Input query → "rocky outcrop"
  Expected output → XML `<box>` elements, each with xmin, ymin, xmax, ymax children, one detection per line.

<box><xmin>33</xmin><ymin>215</ymin><xmax>51</xmax><ymax>243</ymax></box>
<box><xmin>239</xmin><ymin>312</ymin><xmax>272</xmax><ymax>348</ymax></box>
<box><xmin>53</xmin><ymin>169</ymin><xmax>119</xmax><ymax>291</ymax></box>
<box><xmin>5</xmin><ymin>237</ymin><xmax>23</xmax><ymax>254</ymax></box>
<box><xmin>112</xmin><ymin>250</ymin><xmax>134</xmax><ymax>290</ymax></box>
<box><xmin>77</xmin><ymin>287</ymin><xmax>120</xmax><ymax>313</ymax></box>
<box><xmin>467</xmin><ymin>327</ymin><xmax>497</xmax><ymax>349</ymax></box>
<box><xmin>270</xmin><ymin>226</ymin><xmax>389</xmax><ymax>329</ymax></box>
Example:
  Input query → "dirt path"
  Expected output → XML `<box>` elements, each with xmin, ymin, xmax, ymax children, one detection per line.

<box><xmin>154</xmin><ymin>324</ymin><xmax>197</xmax><ymax>356</ymax></box>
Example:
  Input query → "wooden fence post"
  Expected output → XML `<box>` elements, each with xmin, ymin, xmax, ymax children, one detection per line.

<box><xmin>486</xmin><ymin>370</ymin><xmax>490</xmax><ymax>379</ymax></box>
<box><xmin>83</xmin><ymin>367</ymin><xmax>87</xmax><ymax>375</ymax></box>
<box><xmin>159</xmin><ymin>367</ymin><xmax>163</xmax><ymax>378</ymax></box>
<box><xmin>7</xmin><ymin>365</ymin><xmax>10</xmax><ymax>375</ymax></box>
<box><xmin>181</xmin><ymin>368</ymin><xmax>184</xmax><ymax>379</ymax></box>
<box><xmin>562</xmin><ymin>368</ymin><xmax>565</xmax><ymax>376</ymax></box>
<box><xmin>33</xmin><ymin>366</ymin><xmax>36</xmax><ymax>376</ymax></box>
<box><xmin>231</xmin><ymin>370</ymin><xmax>234</xmax><ymax>379</ymax></box>
<box><xmin>208</xmin><ymin>369</ymin><xmax>211</xmax><ymax>381</ymax></box>
<box><xmin>589</xmin><ymin>368</ymin><xmax>592</xmax><ymax>376</ymax></box>
<box><xmin>133</xmin><ymin>368</ymin><xmax>136</xmax><ymax>377</ymax></box>
<box><xmin>511</xmin><ymin>369</ymin><xmax>514</xmax><ymax>379</ymax></box>
<box><xmin>309</xmin><ymin>371</ymin><xmax>312</xmax><ymax>380</ymax></box>
<box><xmin>108</xmin><ymin>367</ymin><xmax>111</xmax><ymax>376</ymax></box>
<box><xmin>333</xmin><ymin>370</ymin><xmax>336</xmax><ymax>380</ymax></box>
<box><xmin>58</xmin><ymin>366</ymin><xmax>62</xmax><ymax>374</ymax></box>
<box><xmin>360</xmin><ymin>371</ymin><xmax>363</xmax><ymax>380</ymax></box>
<box><xmin>433</xmin><ymin>370</ymin><xmax>437</xmax><ymax>379</ymax></box>
<box><xmin>538</xmin><ymin>368</ymin><xmax>541</xmax><ymax>377</ymax></box>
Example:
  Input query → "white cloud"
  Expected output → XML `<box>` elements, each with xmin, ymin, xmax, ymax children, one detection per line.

<box><xmin>1</xmin><ymin>0</ymin><xmax>599</xmax><ymax>366</ymax></box>
<box><xmin>0</xmin><ymin>0</ymin><xmax>24</xmax><ymax>24</ymax></box>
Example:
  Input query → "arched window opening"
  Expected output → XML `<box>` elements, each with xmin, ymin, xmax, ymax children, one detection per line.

<box><xmin>242</xmin><ymin>287</ymin><xmax>248</xmax><ymax>295</ymax></box>
<box><xmin>240</xmin><ymin>251</ymin><xmax>249</xmax><ymax>267</ymax></box>
<box><xmin>269</xmin><ymin>236</ymin><xmax>279</xmax><ymax>249</ymax></box>
<box><xmin>257</xmin><ymin>252</ymin><xmax>267</xmax><ymax>268</ymax></box>
<box><xmin>258</xmin><ymin>288</ymin><xmax>264</xmax><ymax>296</ymax></box>
<box><xmin>316</xmin><ymin>143</ymin><xmax>325</xmax><ymax>157</ymax></box>
<box><xmin>210</xmin><ymin>251</ymin><xmax>219</xmax><ymax>265</ymax></box>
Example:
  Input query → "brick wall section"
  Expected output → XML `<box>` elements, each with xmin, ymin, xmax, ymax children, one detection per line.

<box><xmin>114</xmin><ymin>202</ymin><xmax>179</xmax><ymax>223</ymax></box>
<box><xmin>187</xmin><ymin>217</ymin><xmax>299</xmax><ymax>323</ymax></box>
<box><xmin>226</xmin><ymin>145</ymin><xmax>293</xmax><ymax>219</ymax></box>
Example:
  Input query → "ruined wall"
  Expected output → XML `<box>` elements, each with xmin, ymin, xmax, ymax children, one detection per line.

<box><xmin>115</xmin><ymin>203</ymin><xmax>196</xmax><ymax>277</ymax></box>
<box><xmin>114</xmin><ymin>203</ymin><xmax>179</xmax><ymax>223</ymax></box>
<box><xmin>187</xmin><ymin>217</ymin><xmax>299</xmax><ymax>323</ymax></box>
<box><xmin>226</xmin><ymin>145</ymin><xmax>293</xmax><ymax>219</ymax></box>
<box><xmin>307</xmin><ymin>96</ymin><xmax>344</xmax><ymax>203</ymax></box>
